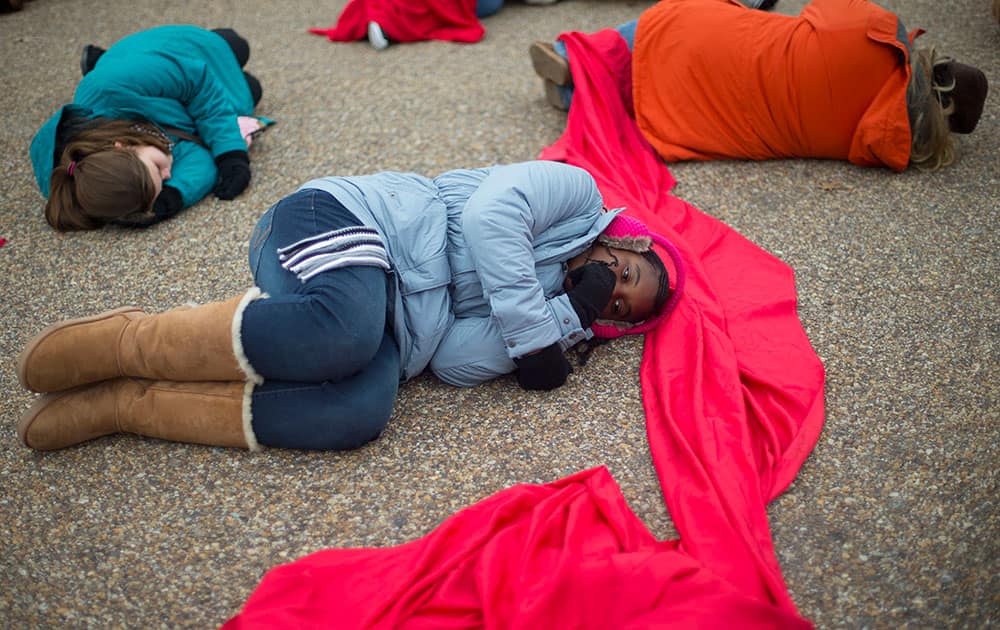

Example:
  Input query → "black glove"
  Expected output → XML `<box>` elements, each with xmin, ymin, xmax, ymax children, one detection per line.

<box><xmin>213</xmin><ymin>150</ymin><xmax>251</xmax><ymax>200</ymax></box>
<box><xmin>566</xmin><ymin>263</ymin><xmax>616</xmax><ymax>329</ymax></box>
<box><xmin>112</xmin><ymin>185</ymin><xmax>182</xmax><ymax>228</ymax></box>
<box><xmin>153</xmin><ymin>185</ymin><xmax>184</xmax><ymax>219</ymax></box>
<box><xmin>514</xmin><ymin>343</ymin><xmax>572</xmax><ymax>391</ymax></box>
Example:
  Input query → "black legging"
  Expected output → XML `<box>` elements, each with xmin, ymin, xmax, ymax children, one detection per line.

<box><xmin>212</xmin><ymin>28</ymin><xmax>262</xmax><ymax>105</ymax></box>
<box><xmin>82</xmin><ymin>29</ymin><xmax>262</xmax><ymax>107</ymax></box>
<box><xmin>212</xmin><ymin>28</ymin><xmax>250</xmax><ymax>67</ymax></box>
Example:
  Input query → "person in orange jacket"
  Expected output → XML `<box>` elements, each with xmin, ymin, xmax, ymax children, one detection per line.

<box><xmin>529</xmin><ymin>0</ymin><xmax>988</xmax><ymax>171</ymax></box>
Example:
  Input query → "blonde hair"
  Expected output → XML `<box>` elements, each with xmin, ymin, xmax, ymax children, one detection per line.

<box><xmin>46</xmin><ymin>120</ymin><xmax>172</xmax><ymax>231</ymax></box>
<box><xmin>908</xmin><ymin>47</ymin><xmax>956</xmax><ymax>171</ymax></box>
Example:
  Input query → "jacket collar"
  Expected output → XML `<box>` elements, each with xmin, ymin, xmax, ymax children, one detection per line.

<box><xmin>29</xmin><ymin>104</ymin><xmax>93</xmax><ymax>195</ymax></box>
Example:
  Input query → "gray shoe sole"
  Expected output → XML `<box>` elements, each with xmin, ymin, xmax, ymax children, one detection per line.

<box><xmin>529</xmin><ymin>41</ymin><xmax>571</xmax><ymax>86</ymax></box>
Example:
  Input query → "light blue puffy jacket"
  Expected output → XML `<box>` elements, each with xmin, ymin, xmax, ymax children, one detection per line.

<box><xmin>300</xmin><ymin>160</ymin><xmax>621</xmax><ymax>386</ymax></box>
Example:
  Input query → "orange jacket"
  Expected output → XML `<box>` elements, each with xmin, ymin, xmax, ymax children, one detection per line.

<box><xmin>632</xmin><ymin>0</ymin><xmax>912</xmax><ymax>171</ymax></box>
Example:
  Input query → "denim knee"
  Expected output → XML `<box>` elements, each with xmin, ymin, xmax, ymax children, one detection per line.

<box><xmin>242</xmin><ymin>292</ymin><xmax>386</xmax><ymax>382</ymax></box>
<box><xmin>319</xmin><ymin>380</ymin><xmax>396</xmax><ymax>449</ymax></box>
<box><xmin>296</xmin><ymin>275</ymin><xmax>388</xmax><ymax>373</ymax></box>
<box><xmin>251</xmin><ymin>379</ymin><xmax>396</xmax><ymax>450</ymax></box>
<box><xmin>250</xmin><ymin>333</ymin><xmax>401</xmax><ymax>450</ymax></box>
<box><xmin>294</xmin><ymin>303</ymin><xmax>386</xmax><ymax>378</ymax></box>
<box><xmin>476</xmin><ymin>0</ymin><xmax>504</xmax><ymax>17</ymax></box>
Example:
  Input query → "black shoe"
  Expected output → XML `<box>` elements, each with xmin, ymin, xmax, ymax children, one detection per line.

<box><xmin>0</xmin><ymin>0</ymin><xmax>26</xmax><ymax>14</ymax></box>
<box><xmin>80</xmin><ymin>45</ymin><xmax>105</xmax><ymax>76</ymax></box>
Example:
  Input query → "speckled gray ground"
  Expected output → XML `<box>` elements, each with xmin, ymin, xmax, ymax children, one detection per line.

<box><xmin>0</xmin><ymin>0</ymin><xmax>996</xmax><ymax>627</ymax></box>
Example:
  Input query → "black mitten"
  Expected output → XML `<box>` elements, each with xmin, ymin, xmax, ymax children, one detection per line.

<box><xmin>153</xmin><ymin>185</ymin><xmax>184</xmax><ymax>219</ymax></box>
<box><xmin>112</xmin><ymin>185</ymin><xmax>182</xmax><ymax>228</ymax></box>
<box><xmin>514</xmin><ymin>343</ymin><xmax>572</xmax><ymax>391</ymax></box>
<box><xmin>213</xmin><ymin>150</ymin><xmax>251</xmax><ymax>200</ymax></box>
<box><xmin>566</xmin><ymin>262</ymin><xmax>616</xmax><ymax>328</ymax></box>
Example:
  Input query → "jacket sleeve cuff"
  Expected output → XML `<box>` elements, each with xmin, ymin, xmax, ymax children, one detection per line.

<box><xmin>501</xmin><ymin>295</ymin><xmax>591</xmax><ymax>359</ymax></box>
<box><xmin>548</xmin><ymin>293</ymin><xmax>592</xmax><ymax>351</ymax></box>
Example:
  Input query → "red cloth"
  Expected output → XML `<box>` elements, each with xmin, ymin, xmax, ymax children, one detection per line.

<box><xmin>224</xmin><ymin>468</ymin><xmax>810</xmax><ymax>628</ymax></box>
<box><xmin>225</xmin><ymin>28</ymin><xmax>824</xmax><ymax>630</ymax></box>
<box><xmin>541</xmin><ymin>29</ymin><xmax>826</xmax><ymax>612</ymax></box>
<box><xmin>309</xmin><ymin>0</ymin><xmax>484</xmax><ymax>44</ymax></box>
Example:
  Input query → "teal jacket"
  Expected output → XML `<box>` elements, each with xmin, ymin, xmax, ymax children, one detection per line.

<box><xmin>30</xmin><ymin>25</ymin><xmax>255</xmax><ymax>210</ymax></box>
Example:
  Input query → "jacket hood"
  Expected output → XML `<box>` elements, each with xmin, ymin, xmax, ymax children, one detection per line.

<box><xmin>29</xmin><ymin>104</ymin><xmax>92</xmax><ymax>196</ymax></box>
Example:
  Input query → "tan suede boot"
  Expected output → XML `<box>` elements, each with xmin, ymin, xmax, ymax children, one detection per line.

<box><xmin>18</xmin><ymin>378</ymin><xmax>259</xmax><ymax>451</ymax></box>
<box><xmin>17</xmin><ymin>288</ymin><xmax>264</xmax><ymax>393</ymax></box>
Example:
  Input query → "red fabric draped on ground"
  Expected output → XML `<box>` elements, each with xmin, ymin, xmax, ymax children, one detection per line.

<box><xmin>309</xmin><ymin>0</ymin><xmax>484</xmax><ymax>44</ymax></box>
<box><xmin>224</xmin><ymin>467</ymin><xmax>810</xmax><ymax>628</ymax></box>
<box><xmin>541</xmin><ymin>28</ymin><xmax>825</xmax><ymax>615</ymax></box>
<box><xmin>225</xmin><ymin>28</ymin><xmax>824</xmax><ymax>630</ymax></box>
<box><xmin>541</xmin><ymin>27</ymin><xmax>825</xmax><ymax>618</ymax></box>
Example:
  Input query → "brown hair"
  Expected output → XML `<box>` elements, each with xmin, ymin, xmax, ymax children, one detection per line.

<box><xmin>908</xmin><ymin>47</ymin><xmax>956</xmax><ymax>171</ymax></box>
<box><xmin>46</xmin><ymin>120</ymin><xmax>172</xmax><ymax>230</ymax></box>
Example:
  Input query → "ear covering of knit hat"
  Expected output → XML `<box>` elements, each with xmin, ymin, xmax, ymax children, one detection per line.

<box><xmin>589</xmin><ymin>213</ymin><xmax>686</xmax><ymax>339</ymax></box>
<box><xmin>935</xmin><ymin>61</ymin><xmax>989</xmax><ymax>134</ymax></box>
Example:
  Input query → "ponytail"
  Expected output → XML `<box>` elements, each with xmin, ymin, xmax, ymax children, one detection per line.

<box><xmin>45</xmin><ymin>120</ymin><xmax>171</xmax><ymax>231</ymax></box>
<box><xmin>908</xmin><ymin>48</ymin><xmax>956</xmax><ymax>171</ymax></box>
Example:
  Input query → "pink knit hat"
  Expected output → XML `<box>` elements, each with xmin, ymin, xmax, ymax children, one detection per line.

<box><xmin>589</xmin><ymin>213</ymin><xmax>686</xmax><ymax>339</ymax></box>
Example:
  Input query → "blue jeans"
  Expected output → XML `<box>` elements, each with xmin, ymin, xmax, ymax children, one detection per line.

<box><xmin>476</xmin><ymin>0</ymin><xmax>504</xmax><ymax>17</ymax></box>
<box><xmin>553</xmin><ymin>20</ymin><xmax>638</xmax><ymax>108</ymax></box>
<box><xmin>243</xmin><ymin>189</ymin><xmax>400</xmax><ymax>450</ymax></box>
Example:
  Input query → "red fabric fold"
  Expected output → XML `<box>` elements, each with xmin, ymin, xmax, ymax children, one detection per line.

<box><xmin>224</xmin><ymin>467</ymin><xmax>810</xmax><ymax>629</ymax></box>
<box><xmin>309</xmin><ymin>0</ymin><xmax>484</xmax><ymax>44</ymax></box>
<box><xmin>541</xmin><ymin>29</ymin><xmax>825</xmax><ymax>615</ymax></box>
<box><xmin>226</xmin><ymin>27</ymin><xmax>824</xmax><ymax>630</ymax></box>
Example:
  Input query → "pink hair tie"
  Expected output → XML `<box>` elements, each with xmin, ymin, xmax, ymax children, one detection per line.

<box><xmin>67</xmin><ymin>161</ymin><xmax>77</xmax><ymax>176</ymax></box>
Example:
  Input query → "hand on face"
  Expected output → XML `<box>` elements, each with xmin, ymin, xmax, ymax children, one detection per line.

<box><xmin>130</xmin><ymin>144</ymin><xmax>173</xmax><ymax>198</ymax></box>
<box><xmin>566</xmin><ymin>244</ymin><xmax>659</xmax><ymax>323</ymax></box>
<box><xmin>564</xmin><ymin>263</ymin><xmax>617</xmax><ymax>330</ymax></box>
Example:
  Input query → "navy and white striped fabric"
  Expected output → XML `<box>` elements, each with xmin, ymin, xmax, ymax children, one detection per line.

<box><xmin>278</xmin><ymin>226</ymin><xmax>391</xmax><ymax>282</ymax></box>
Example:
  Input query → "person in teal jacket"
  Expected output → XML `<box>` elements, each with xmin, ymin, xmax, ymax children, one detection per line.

<box><xmin>29</xmin><ymin>26</ymin><xmax>262</xmax><ymax>230</ymax></box>
<box><xmin>16</xmin><ymin>161</ymin><xmax>685</xmax><ymax>452</ymax></box>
